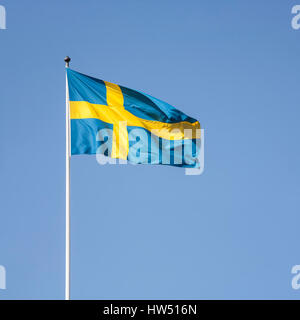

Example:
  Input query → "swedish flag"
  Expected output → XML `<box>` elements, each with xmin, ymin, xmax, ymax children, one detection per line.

<box><xmin>67</xmin><ymin>69</ymin><xmax>201</xmax><ymax>167</ymax></box>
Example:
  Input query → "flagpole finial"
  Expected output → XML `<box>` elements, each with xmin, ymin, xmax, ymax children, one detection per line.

<box><xmin>64</xmin><ymin>56</ymin><xmax>71</xmax><ymax>68</ymax></box>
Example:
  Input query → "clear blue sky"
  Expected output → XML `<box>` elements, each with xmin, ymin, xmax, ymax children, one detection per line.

<box><xmin>1</xmin><ymin>0</ymin><xmax>300</xmax><ymax>299</ymax></box>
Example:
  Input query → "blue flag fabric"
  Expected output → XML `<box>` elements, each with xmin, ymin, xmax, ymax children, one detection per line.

<box><xmin>67</xmin><ymin>68</ymin><xmax>201</xmax><ymax>168</ymax></box>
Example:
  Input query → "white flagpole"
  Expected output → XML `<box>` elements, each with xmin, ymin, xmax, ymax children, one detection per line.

<box><xmin>64</xmin><ymin>56</ymin><xmax>71</xmax><ymax>300</ymax></box>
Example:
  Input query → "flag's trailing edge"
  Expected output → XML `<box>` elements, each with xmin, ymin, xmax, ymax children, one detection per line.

<box><xmin>67</xmin><ymin>68</ymin><xmax>201</xmax><ymax>168</ymax></box>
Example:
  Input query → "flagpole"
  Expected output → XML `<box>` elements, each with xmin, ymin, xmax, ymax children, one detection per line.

<box><xmin>64</xmin><ymin>56</ymin><xmax>71</xmax><ymax>300</ymax></box>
